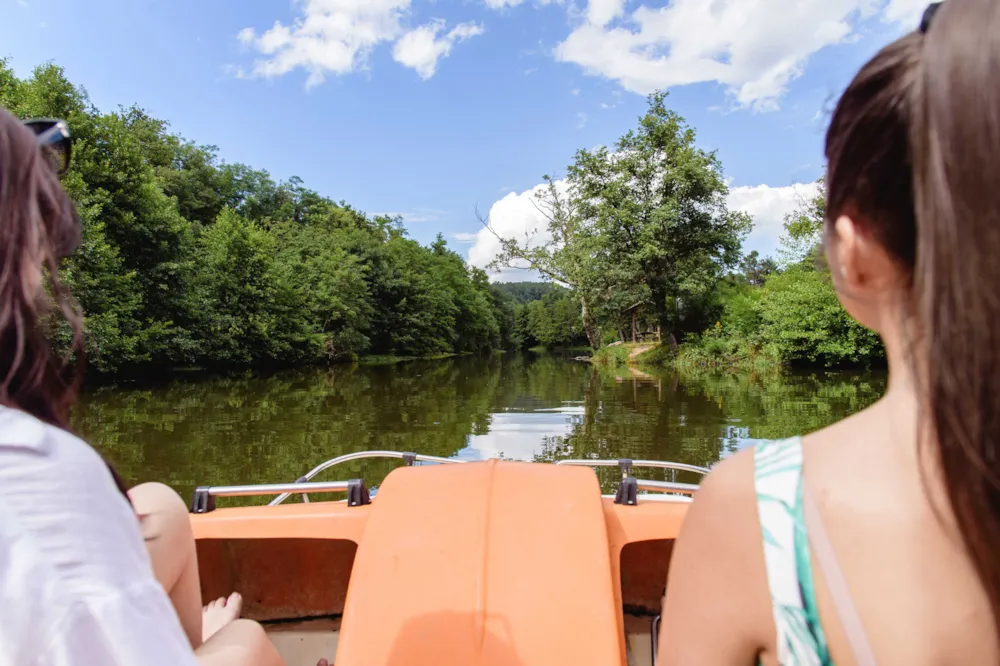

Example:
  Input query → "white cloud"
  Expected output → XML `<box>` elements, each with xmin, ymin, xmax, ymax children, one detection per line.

<box><xmin>468</xmin><ymin>180</ymin><xmax>572</xmax><ymax>281</ymax></box>
<box><xmin>468</xmin><ymin>178</ymin><xmax>820</xmax><ymax>280</ymax></box>
<box><xmin>727</xmin><ymin>182</ymin><xmax>822</xmax><ymax>257</ymax></box>
<box><xmin>483</xmin><ymin>0</ymin><xmax>561</xmax><ymax>9</ymax></box>
<box><xmin>554</xmin><ymin>0</ymin><xmax>887</xmax><ymax>111</ymax></box>
<box><xmin>883</xmin><ymin>0</ymin><xmax>930</xmax><ymax>27</ymax></box>
<box><xmin>576</xmin><ymin>111</ymin><xmax>588</xmax><ymax>128</ymax></box>
<box><xmin>570</xmin><ymin>88</ymin><xmax>580</xmax><ymax>96</ymax></box>
<box><xmin>451</xmin><ymin>232</ymin><xmax>479</xmax><ymax>243</ymax></box>
<box><xmin>586</xmin><ymin>0</ymin><xmax>625</xmax><ymax>27</ymax></box>
<box><xmin>393</xmin><ymin>20</ymin><xmax>483</xmax><ymax>79</ymax></box>
<box><xmin>238</xmin><ymin>0</ymin><xmax>479</xmax><ymax>86</ymax></box>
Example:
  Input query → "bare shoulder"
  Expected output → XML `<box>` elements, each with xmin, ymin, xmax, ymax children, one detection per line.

<box><xmin>674</xmin><ymin>449</ymin><xmax>761</xmax><ymax>576</ymax></box>
<box><xmin>658</xmin><ymin>447</ymin><xmax>776</xmax><ymax>664</ymax></box>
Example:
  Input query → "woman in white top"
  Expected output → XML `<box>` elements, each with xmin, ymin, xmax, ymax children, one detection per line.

<box><xmin>0</xmin><ymin>110</ymin><xmax>293</xmax><ymax>665</ymax></box>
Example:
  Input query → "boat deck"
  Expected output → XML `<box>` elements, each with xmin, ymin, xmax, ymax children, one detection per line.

<box><xmin>264</xmin><ymin>614</ymin><xmax>657</xmax><ymax>666</ymax></box>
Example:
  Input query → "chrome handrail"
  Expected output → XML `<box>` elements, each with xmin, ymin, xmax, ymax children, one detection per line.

<box><xmin>204</xmin><ymin>481</ymin><xmax>351</xmax><ymax>497</ymax></box>
<box><xmin>555</xmin><ymin>459</ymin><xmax>710</xmax><ymax>476</ymax></box>
<box><xmin>636</xmin><ymin>479</ymin><xmax>699</xmax><ymax>495</ymax></box>
<box><xmin>269</xmin><ymin>450</ymin><xmax>465</xmax><ymax>506</ymax></box>
<box><xmin>558</xmin><ymin>458</ymin><xmax>707</xmax><ymax>504</ymax></box>
<box><xmin>189</xmin><ymin>480</ymin><xmax>358</xmax><ymax>513</ymax></box>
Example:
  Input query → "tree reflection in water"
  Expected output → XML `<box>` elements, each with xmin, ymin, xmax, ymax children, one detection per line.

<box><xmin>75</xmin><ymin>354</ymin><xmax>886</xmax><ymax>503</ymax></box>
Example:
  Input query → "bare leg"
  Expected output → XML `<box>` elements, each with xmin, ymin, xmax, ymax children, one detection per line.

<box><xmin>128</xmin><ymin>482</ymin><xmax>288</xmax><ymax>665</ymax></box>
<box><xmin>129</xmin><ymin>481</ymin><xmax>205</xmax><ymax>648</ymax></box>
<box><xmin>196</xmin><ymin>619</ymin><xmax>284</xmax><ymax>666</ymax></box>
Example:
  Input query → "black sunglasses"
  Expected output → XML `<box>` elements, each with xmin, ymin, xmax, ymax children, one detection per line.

<box><xmin>23</xmin><ymin>118</ymin><xmax>72</xmax><ymax>175</ymax></box>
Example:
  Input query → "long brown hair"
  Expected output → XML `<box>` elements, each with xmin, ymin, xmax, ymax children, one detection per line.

<box><xmin>0</xmin><ymin>107</ymin><xmax>130</xmax><ymax>496</ymax></box>
<box><xmin>825</xmin><ymin>0</ymin><xmax>1000</xmax><ymax>629</ymax></box>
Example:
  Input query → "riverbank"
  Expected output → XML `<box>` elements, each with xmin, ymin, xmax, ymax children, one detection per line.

<box><xmin>591</xmin><ymin>342</ymin><xmax>662</xmax><ymax>367</ymax></box>
<box><xmin>592</xmin><ymin>338</ymin><xmax>886</xmax><ymax>373</ymax></box>
<box><xmin>592</xmin><ymin>340</ymin><xmax>777</xmax><ymax>372</ymax></box>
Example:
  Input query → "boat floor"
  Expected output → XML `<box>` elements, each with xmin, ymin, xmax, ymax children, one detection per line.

<box><xmin>265</xmin><ymin>614</ymin><xmax>656</xmax><ymax>665</ymax></box>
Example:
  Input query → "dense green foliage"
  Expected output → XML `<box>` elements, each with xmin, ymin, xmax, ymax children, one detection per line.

<box><xmin>2</xmin><ymin>62</ymin><xmax>507</xmax><ymax>372</ymax></box>
<box><xmin>673</xmin><ymin>185</ymin><xmax>884</xmax><ymax>369</ymax></box>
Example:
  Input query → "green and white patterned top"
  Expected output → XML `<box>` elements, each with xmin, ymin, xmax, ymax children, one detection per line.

<box><xmin>754</xmin><ymin>436</ymin><xmax>833</xmax><ymax>666</ymax></box>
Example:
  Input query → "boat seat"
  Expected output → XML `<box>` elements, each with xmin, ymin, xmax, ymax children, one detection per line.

<box><xmin>335</xmin><ymin>459</ymin><xmax>623</xmax><ymax>666</ymax></box>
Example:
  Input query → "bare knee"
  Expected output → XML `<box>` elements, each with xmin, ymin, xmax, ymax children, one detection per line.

<box><xmin>129</xmin><ymin>482</ymin><xmax>195</xmax><ymax>583</ymax></box>
<box><xmin>129</xmin><ymin>481</ymin><xmax>188</xmax><ymax>518</ymax></box>
<box><xmin>129</xmin><ymin>482</ymin><xmax>190</xmax><ymax>536</ymax></box>
<box><xmin>197</xmin><ymin>619</ymin><xmax>284</xmax><ymax>666</ymax></box>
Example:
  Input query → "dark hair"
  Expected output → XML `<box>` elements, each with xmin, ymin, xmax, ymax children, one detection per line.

<box><xmin>0</xmin><ymin>107</ymin><xmax>130</xmax><ymax>497</ymax></box>
<box><xmin>825</xmin><ymin>0</ymin><xmax>1000</xmax><ymax>629</ymax></box>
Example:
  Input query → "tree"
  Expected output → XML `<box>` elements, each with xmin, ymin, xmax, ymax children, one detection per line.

<box><xmin>777</xmin><ymin>179</ymin><xmax>826</xmax><ymax>266</ymax></box>
<box><xmin>568</xmin><ymin>92</ymin><xmax>751</xmax><ymax>347</ymax></box>
<box><xmin>0</xmin><ymin>59</ymin><xmax>514</xmax><ymax>371</ymax></box>
<box><xmin>483</xmin><ymin>176</ymin><xmax>604</xmax><ymax>349</ymax></box>
<box><xmin>739</xmin><ymin>251</ymin><xmax>778</xmax><ymax>287</ymax></box>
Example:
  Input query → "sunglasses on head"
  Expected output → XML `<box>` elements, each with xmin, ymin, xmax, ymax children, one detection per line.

<box><xmin>23</xmin><ymin>118</ymin><xmax>71</xmax><ymax>175</ymax></box>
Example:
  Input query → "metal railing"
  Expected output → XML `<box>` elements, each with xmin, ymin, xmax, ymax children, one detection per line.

<box><xmin>189</xmin><ymin>452</ymin><xmax>707</xmax><ymax>513</ymax></box>
<box><xmin>202</xmin><ymin>480</ymin><xmax>351</xmax><ymax>497</ymax></box>
<box><xmin>555</xmin><ymin>459</ymin><xmax>710</xmax><ymax>476</ymax></box>
<box><xmin>269</xmin><ymin>451</ymin><xmax>465</xmax><ymax>506</ymax></box>
<box><xmin>556</xmin><ymin>458</ymin><xmax>708</xmax><ymax>504</ymax></box>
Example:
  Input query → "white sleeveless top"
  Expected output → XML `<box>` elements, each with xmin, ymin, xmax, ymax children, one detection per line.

<box><xmin>0</xmin><ymin>406</ymin><xmax>197</xmax><ymax>666</ymax></box>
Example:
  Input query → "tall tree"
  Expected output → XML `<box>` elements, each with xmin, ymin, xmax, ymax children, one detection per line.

<box><xmin>568</xmin><ymin>92</ymin><xmax>751</xmax><ymax>347</ymax></box>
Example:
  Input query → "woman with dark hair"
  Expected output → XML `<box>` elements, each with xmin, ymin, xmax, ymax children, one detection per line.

<box><xmin>658</xmin><ymin>0</ymin><xmax>1000</xmax><ymax>664</ymax></box>
<box><xmin>0</xmin><ymin>109</ymin><xmax>287</xmax><ymax>665</ymax></box>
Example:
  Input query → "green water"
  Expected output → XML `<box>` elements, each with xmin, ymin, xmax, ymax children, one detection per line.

<box><xmin>75</xmin><ymin>354</ymin><xmax>887</xmax><ymax>505</ymax></box>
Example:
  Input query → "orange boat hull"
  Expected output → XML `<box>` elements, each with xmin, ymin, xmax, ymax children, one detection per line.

<box><xmin>191</xmin><ymin>460</ymin><xmax>688</xmax><ymax>665</ymax></box>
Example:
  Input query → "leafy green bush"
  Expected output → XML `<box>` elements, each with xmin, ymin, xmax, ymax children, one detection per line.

<box><xmin>756</xmin><ymin>267</ymin><xmax>883</xmax><ymax>366</ymax></box>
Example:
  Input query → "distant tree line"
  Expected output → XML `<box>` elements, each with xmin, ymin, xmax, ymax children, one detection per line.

<box><xmin>2</xmin><ymin>61</ymin><xmax>514</xmax><ymax>372</ymax></box>
<box><xmin>490</xmin><ymin>283</ymin><xmax>589</xmax><ymax>349</ymax></box>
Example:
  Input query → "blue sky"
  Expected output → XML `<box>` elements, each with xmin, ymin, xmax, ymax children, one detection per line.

<box><xmin>2</xmin><ymin>0</ymin><xmax>925</xmax><ymax>279</ymax></box>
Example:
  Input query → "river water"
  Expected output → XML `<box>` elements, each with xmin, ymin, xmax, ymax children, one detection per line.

<box><xmin>75</xmin><ymin>353</ymin><xmax>887</xmax><ymax>505</ymax></box>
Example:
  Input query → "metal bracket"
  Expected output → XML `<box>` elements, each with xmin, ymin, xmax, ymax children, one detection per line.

<box><xmin>347</xmin><ymin>478</ymin><xmax>371</xmax><ymax>507</ymax></box>
<box><xmin>618</xmin><ymin>458</ymin><xmax>633</xmax><ymax>478</ymax></box>
<box><xmin>294</xmin><ymin>476</ymin><xmax>311</xmax><ymax>504</ymax></box>
<box><xmin>402</xmin><ymin>452</ymin><xmax>417</xmax><ymax>466</ymax></box>
<box><xmin>190</xmin><ymin>486</ymin><xmax>216</xmax><ymax>514</ymax></box>
<box><xmin>651</xmin><ymin>614</ymin><xmax>661</xmax><ymax>664</ymax></box>
<box><xmin>614</xmin><ymin>458</ymin><xmax>638</xmax><ymax>505</ymax></box>
<box><xmin>615</xmin><ymin>477</ymin><xmax>638</xmax><ymax>506</ymax></box>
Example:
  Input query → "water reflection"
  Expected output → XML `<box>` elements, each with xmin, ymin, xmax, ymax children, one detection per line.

<box><xmin>75</xmin><ymin>354</ymin><xmax>886</xmax><ymax>502</ymax></box>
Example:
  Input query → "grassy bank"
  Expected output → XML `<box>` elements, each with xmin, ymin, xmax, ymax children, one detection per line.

<box><xmin>590</xmin><ymin>343</ymin><xmax>657</xmax><ymax>366</ymax></box>
<box><xmin>669</xmin><ymin>340</ymin><xmax>783</xmax><ymax>372</ymax></box>
<box><xmin>591</xmin><ymin>339</ymin><xmax>783</xmax><ymax>372</ymax></box>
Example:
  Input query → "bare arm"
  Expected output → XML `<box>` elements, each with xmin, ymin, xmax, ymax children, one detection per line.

<box><xmin>656</xmin><ymin>450</ymin><xmax>778</xmax><ymax>666</ymax></box>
